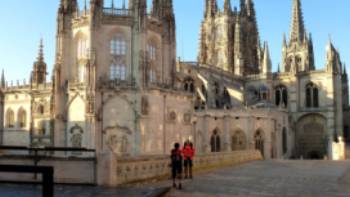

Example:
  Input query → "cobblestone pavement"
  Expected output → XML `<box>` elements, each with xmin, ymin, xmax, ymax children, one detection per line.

<box><xmin>166</xmin><ymin>160</ymin><xmax>350</xmax><ymax>197</ymax></box>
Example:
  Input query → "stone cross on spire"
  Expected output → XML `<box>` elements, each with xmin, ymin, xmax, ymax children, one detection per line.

<box><xmin>290</xmin><ymin>0</ymin><xmax>305</xmax><ymax>44</ymax></box>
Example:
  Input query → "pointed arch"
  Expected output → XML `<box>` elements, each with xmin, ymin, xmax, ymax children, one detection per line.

<box><xmin>254</xmin><ymin>129</ymin><xmax>265</xmax><ymax>157</ymax></box>
<box><xmin>306</xmin><ymin>82</ymin><xmax>319</xmax><ymax>108</ymax></box>
<box><xmin>18</xmin><ymin>108</ymin><xmax>27</xmax><ymax>129</ymax></box>
<box><xmin>210</xmin><ymin>128</ymin><xmax>221</xmax><ymax>152</ymax></box>
<box><xmin>5</xmin><ymin>108</ymin><xmax>15</xmax><ymax>128</ymax></box>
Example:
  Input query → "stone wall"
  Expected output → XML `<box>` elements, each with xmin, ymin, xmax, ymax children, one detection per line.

<box><xmin>0</xmin><ymin>156</ymin><xmax>96</xmax><ymax>184</ymax></box>
<box><xmin>116</xmin><ymin>150</ymin><xmax>262</xmax><ymax>185</ymax></box>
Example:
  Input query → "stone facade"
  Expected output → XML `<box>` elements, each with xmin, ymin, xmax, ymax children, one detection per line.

<box><xmin>0</xmin><ymin>0</ymin><xmax>348</xmax><ymax>168</ymax></box>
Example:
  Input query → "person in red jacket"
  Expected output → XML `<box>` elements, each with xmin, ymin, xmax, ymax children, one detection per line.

<box><xmin>183</xmin><ymin>141</ymin><xmax>195</xmax><ymax>179</ymax></box>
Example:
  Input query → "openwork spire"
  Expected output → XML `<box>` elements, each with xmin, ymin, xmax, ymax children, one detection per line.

<box><xmin>1</xmin><ymin>69</ymin><xmax>5</xmax><ymax>89</ymax></box>
<box><xmin>290</xmin><ymin>0</ymin><xmax>305</xmax><ymax>43</ymax></box>
<box><xmin>32</xmin><ymin>38</ymin><xmax>47</xmax><ymax>84</ymax></box>
<box><xmin>224</xmin><ymin>0</ymin><xmax>232</xmax><ymax>14</ymax></box>
<box><xmin>262</xmin><ymin>42</ymin><xmax>272</xmax><ymax>74</ymax></box>
<box><xmin>205</xmin><ymin>0</ymin><xmax>218</xmax><ymax>18</ymax></box>
<box><xmin>37</xmin><ymin>38</ymin><xmax>44</xmax><ymax>63</ymax></box>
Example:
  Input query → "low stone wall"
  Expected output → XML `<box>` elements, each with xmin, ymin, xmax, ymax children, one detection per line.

<box><xmin>0</xmin><ymin>156</ymin><xmax>96</xmax><ymax>184</ymax></box>
<box><xmin>346</xmin><ymin>145</ymin><xmax>350</xmax><ymax>159</ymax></box>
<box><xmin>116</xmin><ymin>150</ymin><xmax>262</xmax><ymax>185</ymax></box>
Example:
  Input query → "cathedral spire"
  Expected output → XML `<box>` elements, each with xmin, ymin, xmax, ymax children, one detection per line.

<box><xmin>37</xmin><ymin>38</ymin><xmax>44</xmax><ymax>63</ymax></box>
<box><xmin>290</xmin><ymin>0</ymin><xmax>305</xmax><ymax>44</ymax></box>
<box><xmin>240</xmin><ymin>0</ymin><xmax>246</xmax><ymax>13</ymax></box>
<box><xmin>205</xmin><ymin>0</ymin><xmax>218</xmax><ymax>18</ymax></box>
<box><xmin>326</xmin><ymin>39</ymin><xmax>342</xmax><ymax>74</ymax></box>
<box><xmin>245</xmin><ymin>0</ymin><xmax>256</xmax><ymax>17</ymax></box>
<box><xmin>224</xmin><ymin>0</ymin><xmax>232</xmax><ymax>15</ymax></box>
<box><xmin>261</xmin><ymin>42</ymin><xmax>272</xmax><ymax>74</ymax></box>
<box><xmin>32</xmin><ymin>38</ymin><xmax>47</xmax><ymax>85</ymax></box>
<box><xmin>282</xmin><ymin>33</ymin><xmax>287</xmax><ymax>48</ymax></box>
<box><xmin>1</xmin><ymin>69</ymin><xmax>5</xmax><ymax>89</ymax></box>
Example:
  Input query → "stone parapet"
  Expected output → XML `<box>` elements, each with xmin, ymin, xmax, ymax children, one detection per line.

<box><xmin>116</xmin><ymin>150</ymin><xmax>262</xmax><ymax>185</ymax></box>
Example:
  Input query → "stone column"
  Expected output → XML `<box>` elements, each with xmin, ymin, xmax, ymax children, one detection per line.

<box><xmin>97</xmin><ymin>151</ymin><xmax>118</xmax><ymax>186</ymax></box>
<box><xmin>223</xmin><ymin>115</ymin><xmax>231</xmax><ymax>152</ymax></box>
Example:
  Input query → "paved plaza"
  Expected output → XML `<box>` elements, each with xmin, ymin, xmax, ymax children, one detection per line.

<box><xmin>1</xmin><ymin>160</ymin><xmax>350</xmax><ymax>197</ymax></box>
<box><xmin>167</xmin><ymin>160</ymin><xmax>350</xmax><ymax>197</ymax></box>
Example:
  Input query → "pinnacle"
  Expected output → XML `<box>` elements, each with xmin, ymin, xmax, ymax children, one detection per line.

<box><xmin>290</xmin><ymin>0</ymin><xmax>305</xmax><ymax>43</ymax></box>
<box><xmin>37</xmin><ymin>38</ymin><xmax>44</xmax><ymax>63</ymax></box>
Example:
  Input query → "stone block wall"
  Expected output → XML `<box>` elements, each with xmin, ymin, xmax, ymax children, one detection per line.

<box><xmin>116</xmin><ymin>150</ymin><xmax>262</xmax><ymax>185</ymax></box>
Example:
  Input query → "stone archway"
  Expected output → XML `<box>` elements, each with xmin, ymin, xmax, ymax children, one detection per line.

<box><xmin>231</xmin><ymin>130</ymin><xmax>247</xmax><ymax>151</ymax></box>
<box><xmin>254</xmin><ymin>130</ymin><xmax>265</xmax><ymax>158</ymax></box>
<box><xmin>296</xmin><ymin>114</ymin><xmax>327</xmax><ymax>159</ymax></box>
<box><xmin>210</xmin><ymin>128</ymin><xmax>221</xmax><ymax>152</ymax></box>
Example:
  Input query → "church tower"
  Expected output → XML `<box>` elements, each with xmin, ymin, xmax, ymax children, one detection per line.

<box><xmin>198</xmin><ymin>0</ymin><xmax>261</xmax><ymax>76</ymax></box>
<box><xmin>282</xmin><ymin>0</ymin><xmax>314</xmax><ymax>73</ymax></box>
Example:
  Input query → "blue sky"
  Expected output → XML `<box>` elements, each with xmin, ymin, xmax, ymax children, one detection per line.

<box><xmin>0</xmin><ymin>0</ymin><xmax>349</xmax><ymax>82</ymax></box>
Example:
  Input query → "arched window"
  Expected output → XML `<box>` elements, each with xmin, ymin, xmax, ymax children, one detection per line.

<box><xmin>38</xmin><ymin>120</ymin><xmax>46</xmax><ymax>135</ymax></box>
<box><xmin>259</xmin><ymin>85</ymin><xmax>269</xmax><ymax>101</ymax></box>
<box><xmin>147</xmin><ymin>44</ymin><xmax>157</xmax><ymax>61</ymax></box>
<box><xmin>110</xmin><ymin>36</ymin><xmax>126</xmax><ymax>55</ymax></box>
<box><xmin>282</xmin><ymin>128</ymin><xmax>288</xmax><ymax>154</ymax></box>
<box><xmin>78</xmin><ymin>64</ymin><xmax>85</xmax><ymax>82</ymax></box>
<box><xmin>306</xmin><ymin>83</ymin><xmax>319</xmax><ymax>108</ymax></box>
<box><xmin>110</xmin><ymin>63</ymin><xmax>126</xmax><ymax>80</ymax></box>
<box><xmin>6</xmin><ymin>109</ymin><xmax>15</xmax><ymax>128</ymax></box>
<box><xmin>275</xmin><ymin>85</ymin><xmax>288</xmax><ymax>107</ymax></box>
<box><xmin>37</xmin><ymin>105</ymin><xmax>45</xmax><ymax>115</ymax></box>
<box><xmin>210</xmin><ymin>129</ymin><xmax>221</xmax><ymax>152</ymax></box>
<box><xmin>77</xmin><ymin>38</ymin><xmax>88</xmax><ymax>59</ymax></box>
<box><xmin>184</xmin><ymin>78</ymin><xmax>195</xmax><ymax>93</ymax></box>
<box><xmin>254</xmin><ymin>130</ymin><xmax>264</xmax><ymax>157</ymax></box>
<box><xmin>214</xmin><ymin>82</ymin><xmax>220</xmax><ymax>95</ymax></box>
<box><xmin>18</xmin><ymin>108</ymin><xmax>27</xmax><ymax>129</ymax></box>
<box><xmin>149</xmin><ymin>69</ymin><xmax>157</xmax><ymax>83</ymax></box>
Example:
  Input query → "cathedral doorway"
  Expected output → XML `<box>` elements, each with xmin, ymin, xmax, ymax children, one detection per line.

<box><xmin>254</xmin><ymin>130</ymin><xmax>265</xmax><ymax>158</ymax></box>
<box><xmin>231</xmin><ymin>130</ymin><xmax>247</xmax><ymax>151</ymax></box>
<box><xmin>296</xmin><ymin>114</ymin><xmax>327</xmax><ymax>159</ymax></box>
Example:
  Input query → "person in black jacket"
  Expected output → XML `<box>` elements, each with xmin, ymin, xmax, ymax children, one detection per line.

<box><xmin>170</xmin><ymin>143</ymin><xmax>183</xmax><ymax>189</ymax></box>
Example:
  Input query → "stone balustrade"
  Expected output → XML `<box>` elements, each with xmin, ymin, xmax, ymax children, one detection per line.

<box><xmin>116</xmin><ymin>150</ymin><xmax>262</xmax><ymax>185</ymax></box>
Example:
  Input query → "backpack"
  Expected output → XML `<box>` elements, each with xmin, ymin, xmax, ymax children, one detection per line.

<box><xmin>171</xmin><ymin>149</ymin><xmax>182</xmax><ymax>163</ymax></box>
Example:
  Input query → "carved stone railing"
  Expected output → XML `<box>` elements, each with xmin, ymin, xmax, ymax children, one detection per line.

<box><xmin>103</xmin><ymin>8</ymin><xmax>132</xmax><ymax>17</ymax></box>
<box><xmin>116</xmin><ymin>150</ymin><xmax>262</xmax><ymax>185</ymax></box>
